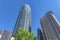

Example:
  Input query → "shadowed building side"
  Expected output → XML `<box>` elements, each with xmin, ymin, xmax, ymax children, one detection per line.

<box><xmin>37</xmin><ymin>28</ymin><xmax>44</xmax><ymax>40</ymax></box>
<box><xmin>40</xmin><ymin>11</ymin><xmax>60</xmax><ymax>40</ymax></box>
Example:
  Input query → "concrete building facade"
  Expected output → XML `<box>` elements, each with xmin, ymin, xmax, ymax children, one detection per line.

<box><xmin>0</xmin><ymin>30</ymin><xmax>12</xmax><ymax>40</ymax></box>
<box><xmin>40</xmin><ymin>11</ymin><xmax>60</xmax><ymax>40</ymax></box>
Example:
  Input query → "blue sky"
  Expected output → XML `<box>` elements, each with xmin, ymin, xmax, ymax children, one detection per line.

<box><xmin>0</xmin><ymin>0</ymin><xmax>60</xmax><ymax>36</ymax></box>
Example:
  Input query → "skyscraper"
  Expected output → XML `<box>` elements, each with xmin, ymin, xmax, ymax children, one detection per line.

<box><xmin>37</xmin><ymin>28</ymin><xmax>44</xmax><ymax>40</ymax></box>
<box><xmin>40</xmin><ymin>11</ymin><xmax>60</xmax><ymax>40</ymax></box>
<box><xmin>13</xmin><ymin>4</ymin><xmax>31</xmax><ymax>35</ymax></box>
<box><xmin>0</xmin><ymin>29</ymin><xmax>12</xmax><ymax>40</ymax></box>
<box><xmin>0</xmin><ymin>31</ymin><xmax>1</xmax><ymax>40</ymax></box>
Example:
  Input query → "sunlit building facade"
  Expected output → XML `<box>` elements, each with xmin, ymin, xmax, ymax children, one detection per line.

<box><xmin>40</xmin><ymin>11</ymin><xmax>60</xmax><ymax>40</ymax></box>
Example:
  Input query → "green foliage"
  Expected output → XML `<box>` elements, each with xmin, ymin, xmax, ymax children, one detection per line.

<box><xmin>14</xmin><ymin>28</ymin><xmax>36</xmax><ymax>40</ymax></box>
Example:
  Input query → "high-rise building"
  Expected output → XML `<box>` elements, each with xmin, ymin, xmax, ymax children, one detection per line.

<box><xmin>37</xmin><ymin>28</ymin><xmax>44</xmax><ymax>40</ymax></box>
<box><xmin>0</xmin><ymin>31</ymin><xmax>1</xmax><ymax>40</ymax></box>
<box><xmin>13</xmin><ymin>4</ymin><xmax>31</xmax><ymax>35</ymax></box>
<box><xmin>0</xmin><ymin>29</ymin><xmax>12</xmax><ymax>40</ymax></box>
<box><xmin>0</xmin><ymin>31</ymin><xmax>1</xmax><ymax>34</ymax></box>
<box><xmin>40</xmin><ymin>11</ymin><xmax>60</xmax><ymax>40</ymax></box>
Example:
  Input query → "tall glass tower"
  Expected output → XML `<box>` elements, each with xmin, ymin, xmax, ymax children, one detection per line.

<box><xmin>13</xmin><ymin>4</ymin><xmax>31</xmax><ymax>35</ymax></box>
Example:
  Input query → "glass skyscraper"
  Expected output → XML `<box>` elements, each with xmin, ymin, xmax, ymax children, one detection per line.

<box><xmin>13</xmin><ymin>4</ymin><xmax>31</xmax><ymax>35</ymax></box>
